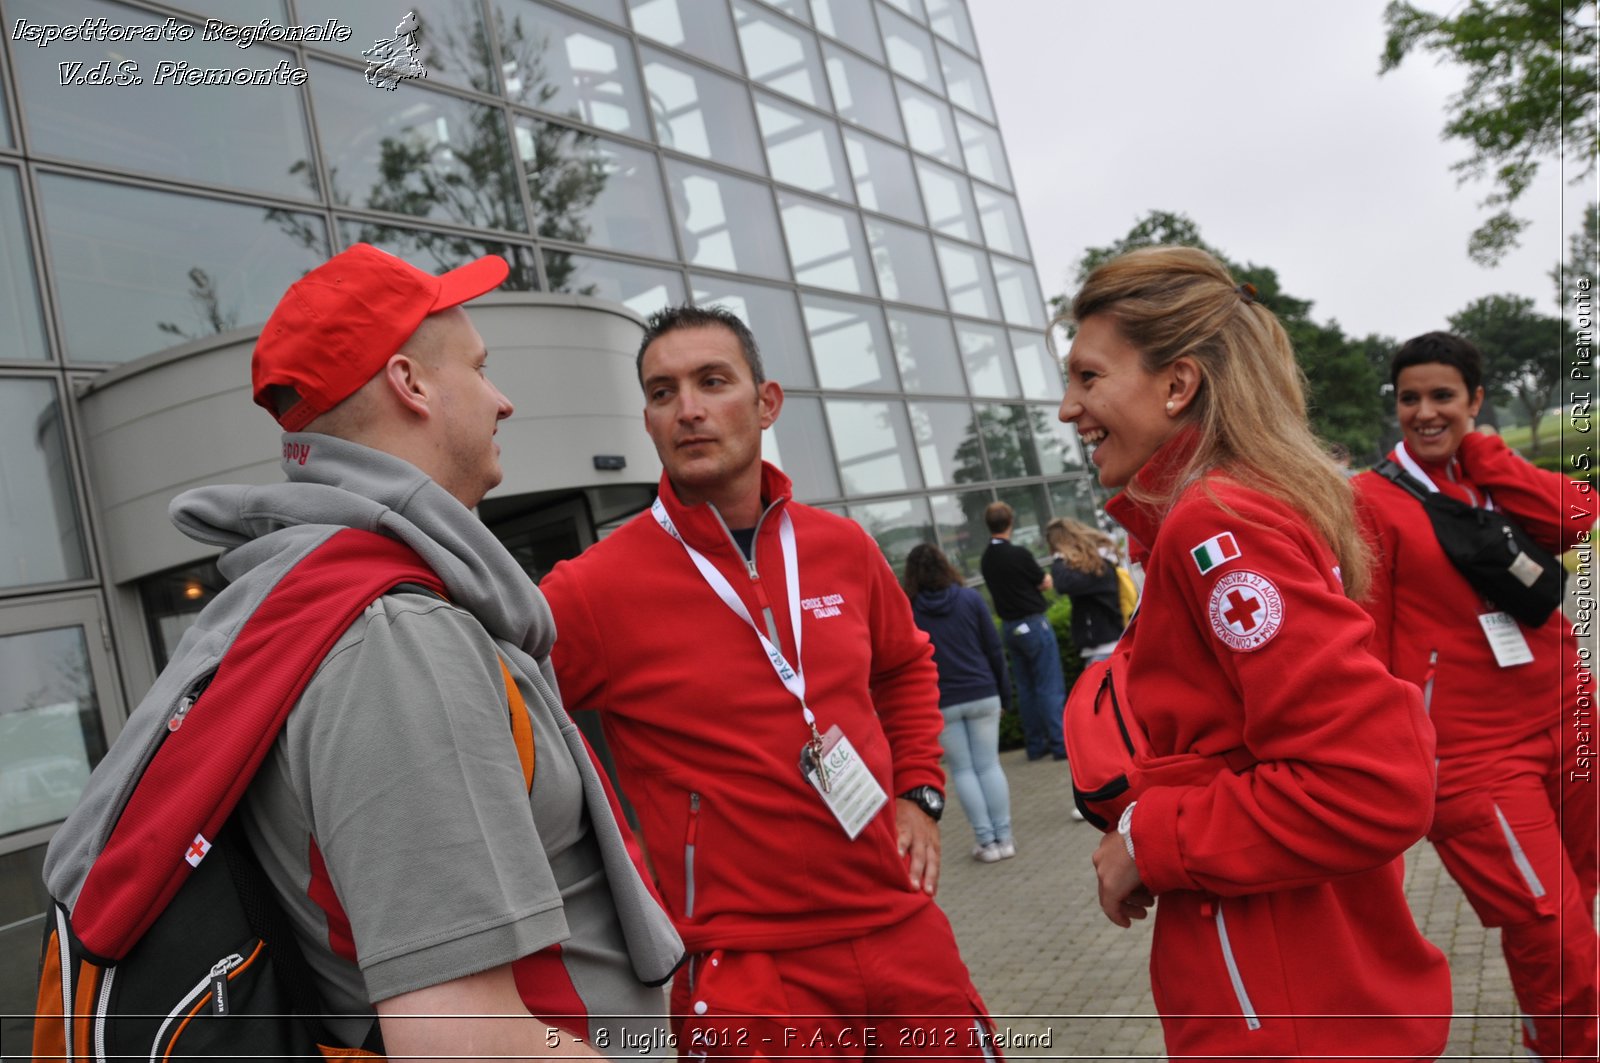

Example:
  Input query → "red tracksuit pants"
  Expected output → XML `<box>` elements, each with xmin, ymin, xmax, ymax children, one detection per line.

<box><xmin>1429</xmin><ymin>723</ymin><xmax>1598</xmax><ymax>1062</ymax></box>
<box><xmin>669</xmin><ymin>904</ymin><xmax>999</xmax><ymax>1060</ymax></box>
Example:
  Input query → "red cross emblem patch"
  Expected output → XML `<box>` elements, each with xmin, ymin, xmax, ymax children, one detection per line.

<box><xmin>1207</xmin><ymin>570</ymin><xmax>1284</xmax><ymax>651</ymax></box>
<box><xmin>185</xmin><ymin>833</ymin><xmax>211</xmax><ymax>868</ymax></box>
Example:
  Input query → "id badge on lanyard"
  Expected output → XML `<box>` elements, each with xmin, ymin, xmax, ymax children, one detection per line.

<box><xmin>653</xmin><ymin>500</ymin><xmax>883</xmax><ymax>838</ymax></box>
<box><xmin>1478</xmin><ymin>611</ymin><xmax>1534</xmax><ymax>667</ymax></box>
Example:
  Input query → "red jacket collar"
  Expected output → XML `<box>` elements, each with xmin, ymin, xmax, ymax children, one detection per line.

<box><xmin>654</xmin><ymin>461</ymin><xmax>795</xmax><ymax>553</ymax></box>
<box><xmin>1105</xmin><ymin>428</ymin><xmax>1202</xmax><ymax>562</ymax></box>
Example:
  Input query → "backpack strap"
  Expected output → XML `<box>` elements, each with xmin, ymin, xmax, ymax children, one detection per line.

<box><xmin>1374</xmin><ymin>457</ymin><xmax>1433</xmax><ymax>504</ymax></box>
<box><xmin>72</xmin><ymin>529</ymin><xmax>443</xmax><ymax>962</ymax></box>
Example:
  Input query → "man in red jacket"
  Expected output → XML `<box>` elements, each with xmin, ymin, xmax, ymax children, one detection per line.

<box><xmin>541</xmin><ymin>305</ymin><xmax>996</xmax><ymax>1058</ymax></box>
<box><xmin>1356</xmin><ymin>331</ymin><xmax>1597</xmax><ymax>1062</ymax></box>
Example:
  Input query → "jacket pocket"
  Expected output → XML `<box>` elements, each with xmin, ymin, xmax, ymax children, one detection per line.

<box><xmin>1212</xmin><ymin>900</ymin><xmax>1261</xmax><ymax>1032</ymax></box>
<box><xmin>1427</xmin><ymin>787</ymin><xmax>1559</xmax><ymax>924</ymax></box>
<box><xmin>684</xmin><ymin>792</ymin><xmax>701</xmax><ymax>919</ymax></box>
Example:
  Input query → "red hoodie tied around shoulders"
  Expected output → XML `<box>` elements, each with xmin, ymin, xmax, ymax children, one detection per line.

<box><xmin>1106</xmin><ymin>432</ymin><xmax>1451</xmax><ymax>1061</ymax></box>
<box><xmin>541</xmin><ymin>462</ymin><xmax>944</xmax><ymax>954</ymax></box>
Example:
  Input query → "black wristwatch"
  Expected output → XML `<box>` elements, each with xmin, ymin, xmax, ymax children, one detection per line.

<box><xmin>898</xmin><ymin>785</ymin><xmax>944</xmax><ymax>822</ymax></box>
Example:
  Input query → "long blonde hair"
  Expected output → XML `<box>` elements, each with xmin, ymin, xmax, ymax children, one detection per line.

<box><xmin>1062</xmin><ymin>246</ymin><xmax>1370</xmax><ymax>598</ymax></box>
<box><xmin>1045</xmin><ymin>517</ymin><xmax>1113</xmax><ymax>576</ymax></box>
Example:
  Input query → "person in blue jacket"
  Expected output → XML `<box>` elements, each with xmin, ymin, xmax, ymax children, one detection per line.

<box><xmin>903</xmin><ymin>543</ymin><xmax>1016</xmax><ymax>862</ymax></box>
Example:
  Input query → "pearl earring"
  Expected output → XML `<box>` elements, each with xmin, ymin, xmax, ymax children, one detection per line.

<box><xmin>1165</xmin><ymin>400</ymin><xmax>1175</xmax><ymax>412</ymax></box>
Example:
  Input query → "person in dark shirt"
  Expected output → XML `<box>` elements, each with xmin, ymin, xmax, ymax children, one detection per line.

<box><xmin>903</xmin><ymin>543</ymin><xmax>1016</xmax><ymax>863</ymax></box>
<box><xmin>978</xmin><ymin>501</ymin><xmax>1066</xmax><ymax>760</ymax></box>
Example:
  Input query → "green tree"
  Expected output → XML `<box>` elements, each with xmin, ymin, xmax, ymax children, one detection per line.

<box><xmin>1448</xmin><ymin>293</ymin><xmax>1567</xmax><ymax>453</ymax></box>
<box><xmin>1379</xmin><ymin>0</ymin><xmax>1597</xmax><ymax>265</ymax></box>
<box><xmin>1058</xmin><ymin>210</ymin><xmax>1387</xmax><ymax>458</ymax></box>
<box><xmin>1553</xmin><ymin>201</ymin><xmax>1598</xmax><ymax>307</ymax></box>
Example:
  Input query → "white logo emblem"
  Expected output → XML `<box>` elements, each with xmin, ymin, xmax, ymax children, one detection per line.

<box><xmin>364</xmin><ymin>11</ymin><xmax>426</xmax><ymax>90</ymax></box>
<box><xmin>1207</xmin><ymin>570</ymin><xmax>1284</xmax><ymax>652</ymax></box>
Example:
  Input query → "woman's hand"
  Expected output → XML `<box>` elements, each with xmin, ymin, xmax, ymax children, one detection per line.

<box><xmin>1093</xmin><ymin>829</ymin><xmax>1153</xmax><ymax>927</ymax></box>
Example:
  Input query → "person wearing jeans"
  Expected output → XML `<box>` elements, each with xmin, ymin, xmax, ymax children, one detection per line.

<box><xmin>980</xmin><ymin>502</ymin><xmax>1066</xmax><ymax>760</ymax></box>
<box><xmin>904</xmin><ymin>544</ymin><xmax>1016</xmax><ymax>862</ymax></box>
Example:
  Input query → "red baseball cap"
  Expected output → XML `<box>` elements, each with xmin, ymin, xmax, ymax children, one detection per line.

<box><xmin>252</xmin><ymin>243</ymin><xmax>510</xmax><ymax>430</ymax></box>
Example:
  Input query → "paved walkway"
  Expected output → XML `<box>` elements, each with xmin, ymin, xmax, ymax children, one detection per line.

<box><xmin>935</xmin><ymin>748</ymin><xmax>1527</xmax><ymax>1061</ymax></box>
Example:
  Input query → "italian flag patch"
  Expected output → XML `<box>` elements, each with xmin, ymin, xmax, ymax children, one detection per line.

<box><xmin>1191</xmin><ymin>532</ymin><xmax>1241</xmax><ymax>574</ymax></box>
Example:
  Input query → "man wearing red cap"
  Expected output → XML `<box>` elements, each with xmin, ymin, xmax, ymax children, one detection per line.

<box><xmin>46</xmin><ymin>245</ymin><xmax>682</xmax><ymax>1058</ymax></box>
<box><xmin>541</xmin><ymin>305</ymin><xmax>997</xmax><ymax>1057</ymax></box>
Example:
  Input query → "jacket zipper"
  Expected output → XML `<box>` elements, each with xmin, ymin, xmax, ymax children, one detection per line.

<box><xmin>147</xmin><ymin>953</ymin><xmax>243</xmax><ymax>1062</ymax></box>
<box><xmin>95</xmin><ymin>963</ymin><xmax>117</xmax><ymax>1061</ymax></box>
<box><xmin>684</xmin><ymin>793</ymin><xmax>701</xmax><ymax>918</ymax></box>
<box><xmin>1097</xmin><ymin>670</ymin><xmax>1136</xmax><ymax>756</ymax></box>
<box><xmin>55</xmin><ymin>906</ymin><xmax>73</xmax><ymax>1060</ymax></box>
<box><xmin>1494</xmin><ymin>804</ymin><xmax>1547</xmax><ymax>898</ymax></box>
<box><xmin>1422</xmin><ymin>650</ymin><xmax>1438</xmax><ymax>715</ymax></box>
<box><xmin>1212</xmin><ymin>901</ymin><xmax>1261</xmax><ymax>1031</ymax></box>
<box><xmin>708</xmin><ymin>502</ymin><xmax>783</xmax><ymax>646</ymax></box>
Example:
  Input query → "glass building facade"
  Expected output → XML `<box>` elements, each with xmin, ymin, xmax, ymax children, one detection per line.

<box><xmin>0</xmin><ymin>0</ymin><xmax>1092</xmax><ymax>1035</ymax></box>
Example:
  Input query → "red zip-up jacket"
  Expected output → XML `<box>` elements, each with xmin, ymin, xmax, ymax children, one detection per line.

<box><xmin>1354</xmin><ymin>432</ymin><xmax>1594</xmax><ymax>756</ymax></box>
<box><xmin>1108</xmin><ymin>436</ymin><xmax>1450</xmax><ymax>1060</ymax></box>
<box><xmin>542</xmin><ymin>463</ymin><xmax>944</xmax><ymax>953</ymax></box>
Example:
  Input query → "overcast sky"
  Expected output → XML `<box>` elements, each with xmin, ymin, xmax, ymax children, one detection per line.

<box><xmin>969</xmin><ymin>0</ymin><xmax>1593</xmax><ymax>344</ymax></box>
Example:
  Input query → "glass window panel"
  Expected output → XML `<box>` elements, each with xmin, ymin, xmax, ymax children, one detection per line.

<box><xmin>339</xmin><ymin>220</ymin><xmax>539</xmax><ymax>289</ymax></box>
<box><xmin>926</xmin><ymin>0</ymin><xmax>978</xmax><ymax>53</ymax></box>
<box><xmin>937</xmin><ymin>38</ymin><xmax>993</xmax><ymax>120</ymax></box>
<box><xmin>802</xmin><ymin>292</ymin><xmax>896</xmax><ymax>391</ymax></box>
<box><xmin>1011</xmin><ymin>329</ymin><xmax>1063</xmax><ymax>401</ymax></box>
<box><xmin>493</xmin><ymin>1</ymin><xmax>644</xmax><ymax>135</ymax></box>
<box><xmin>975</xmin><ymin>403</ymin><xmax>1033</xmax><ymax>480</ymax></box>
<box><xmin>768</xmin><ymin>395</ymin><xmax>839</xmax><ymax>499</ymax></box>
<box><xmin>929</xmin><ymin>489</ymin><xmax>991</xmax><ymax>576</ymax></box>
<box><xmin>643</xmin><ymin>48</ymin><xmax>765</xmax><ymax>173</ymax></box>
<box><xmin>39</xmin><ymin>175</ymin><xmax>329</xmax><ymax>364</ymax></box>
<box><xmin>518</xmin><ymin>119</ymin><xmax>675</xmax><ymax>258</ymax></box>
<box><xmin>733</xmin><ymin>0</ymin><xmax>829</xmax><ymax>107</ymax></box>
<box><xmin>974</xmin><ymin>185</ymin><xmax>1029</xmax><ymax>257</ymax></box>
<box><xmin>996</xmin><ymin>482</ymin><xmax>1050</xmax><ymax>548</ymax></box>
<box><xmin>936</xmin><ymin>239</ymin><xmax>999</xmax><ymax>319</ymax></box>
<box><xmin>1048</xmin><ymin>476</ymin><xmax>1101</xmax><ymax>529</ymax></box>
<box><xmin>297</xmin><ymin>0</ymin><xmax>494</xmax><ymax>91</ymax></box>
<box><xmin>311</xmin><ymin>60</ymin><xmax>525</xmax><ymax>231</ymax></box>
<box><xmin>823</xmin><ymin>45</ymin><xmax>903</xmax><ymax>141</ymax></box>
<box><xmin>914</xmin><ymin>159</ymin><xmax>979</xmax><ymax>241</ymax></box>
<box><xmin>0</xmin><ymin>169</ymin><xmax>49</xmax><ymax>362</ymax></box>
<box><xmin>992</xmin><ymin>255</ymin><xmax>1047</xmax><ymax>328</ymax></box>
<box><xmin>908</xmin><ymin>400</ymin><xmax>978</xmax><ymax>488</ymax></box>
<box><xmin>546</xmin><ymin>251</ymin><xmax>684</xmax><ymax>316</ymax></box>
<box><xmin>0</xmin><ymin>51</ymin><xmax>14</xmax><ymax>147</ymax></box>
<box><xmin>560</xmin><ymin>0</ymin><xmax>626</xmax><ymax>20</ymax></box>
<box><xmin>811</xmin><ymin>0</ymin><xmax>883</xmax><ymax>60</ymax></box>
<box><xmin>880</xmin><ymin>0</ymin><xmax>927</xmax><ymax>21</ymax></box>
<box><xmin>848</xmin><ymin>496</ymin><xmax>933</xmax><ymax>571</ymax></box>
<box><xmin>842</xmin><ymin>131</ymin><xmax>922</xmax><ymax>223</ymax></box>
<box><xmin>1</xmin><ymin>843</ymin><xmax>51</xmax><ymax>1051</ymax></box>
<box><xmin>878</xmin><ymin>5</ymin><xmax>942</xmax><ymax>92</ymax></box>
<box><xmin>887</xmin><ymin>307</ymin><xmax>964</xmax><ymax>393</ymax></box>
<box><xmin>692</xmin><ymin>274</ymin><xmax>814</xmax><ymax>387</ymax></box>
<box><xmin>778</xmin><ymin>193</ymin><xmax>875</xmax><ymax>295</ymax></box>
<box><xmin>0</xmin><ymin>625</ymin><xmax>106</xmax><ymax>835</ymax></box>
<box><xmin>825</xmin><ymin>398</ymin><xmax>922</xmax><ymax>495</ymax></box>
<box><xmin>756</xmin><ymin>0</ymin><xmax>813</xmax><ymax>21</ymax></box>
<box><xmin>666</xmin><ymin>160</ymin><xmax>788</xmax><ymax>279</ymax></box>
<box><xmin>1033</xmin><ymin>411</ymin><xmax>1087</xmax><ymax>477</ymax></box>
<box><xmin>7</xmin><ymin>0</ymin><xmax>314</xmax><ymax>199</ymax></box>
<box><xmin>863</xmin><ymin>217</ymin><xmax>943</xmax><ymax>308</ymax></box>
<box><xmin>955</xmin><ymin>112</ymin><xmax>1011</xmax><ymax>188</ymax></box>
<box><xmin>955</xmin><ymin>319</ymin><xmax>1020</xmax><ymax>397</ymax></box>
<box><xmin>0</xmin><ymin>381</ymin><xmax>88</xmax><ymax>588</ymax></box>
<box><xmin>896</xmin><ymin>79</ymin><xmax>960</xmax><ymax>165</ymax></box>
<box><xmin>139</xmin><ymin>559</ymin><xmax>223</xmax><ymax>671</ymax></box>
<box><xmin>756</xmin><ymin>94</ymin><xmax>852</xmax><ymax>202</ymax></box>
<box><xmin>627</xmin><ymin>0</ymin><xmax>739</xmax><ymax>70</ymax></box>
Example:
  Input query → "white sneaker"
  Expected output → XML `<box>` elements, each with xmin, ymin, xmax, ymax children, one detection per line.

<box><xmin>994</xmin><ymin>839</ymin><xmax>1016</xmax><ymax>860</ymax></box>
<box><xmin>1070</xmin><ymin>806</ymin><xmax>1087</xmax><ymax>822</ymax></box>
<box><xmin>972</xmin><ymin>843</ymin><xmax>1002</xmax><ymax>863</ymax></box>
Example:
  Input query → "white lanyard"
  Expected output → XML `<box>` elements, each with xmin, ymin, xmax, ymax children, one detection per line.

<box><xmin>1395</xmin><ymin>441</ymin><xmax>1493</xmax><ymax>511</ymax></box>
<box><xmin>650</xmin><ymin>498</ymin><xmax>817</xmax><ymax>732</ymax></box>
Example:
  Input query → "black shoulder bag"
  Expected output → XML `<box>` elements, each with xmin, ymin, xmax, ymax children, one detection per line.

<box><xmin>1375</xmin><ymin>458</ymin><xmax>1567</xmax><ymax>627</ymax></box>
